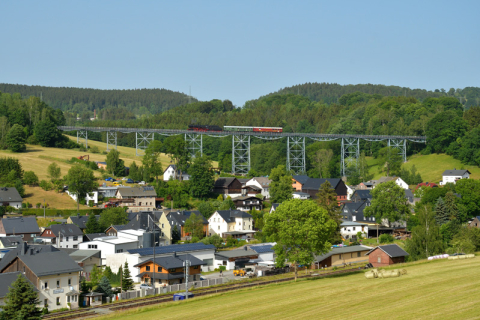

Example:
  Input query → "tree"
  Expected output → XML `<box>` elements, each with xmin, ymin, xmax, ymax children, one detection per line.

<box><xmin>23</xmin><ymin>171</ymin><xmax>39</xmax><ymax>186</ymax></box>
<box><xmin>129</xmin><ymin>161</ymin><xmax>142</xmax><ymax>181</ymax></box>
<box><xmin>200</xmin><ymin>234</ymin><xmax>223</xmax><ymax>247</ymax></box>
<box><xmin>122</xmin><ymin>262</ymin><xmax>134</xmax><ymax>291</ymax></box>
<box><xmin>90</xmin><ymin>265</ymin><xmax>102</xmax><ymax>288</ymax></box>
<box><xmin>34</xmin><ymin>119</ymin><xmax>62</xmax><ymax>147</ymax></box>
<box><xmin>184</xmin><ymin>213</ymin><xmax>204</xmax><ymax>239</ymax></box>
<box><xmin>315</xmin><ymin>181</ymin><xmax>342</xmax><ymax>243</ymax></box>
<box><xmin>434</xmin><ymin>197</ymin><xmax>448</xmax><ymax>225</ymax></box>
<box><xmin>142</xmin><ymin>140</ymin><xmax>163</xmax><ymax>182</ymax></box>
<box><xmin>80</xmin><ymin>278</ymin><xmax>89</xmax><ymax>294</ymax></box>
<box><xmin>364</xmin><ymin>181</ymin><xmax>410</xmax><ymax>239</ymax></box>
<box><xmin>164</xmin><ymin>136</ymin><xmax>189</xmax><ymax>181</ymax></box>
<box><xmin>189</xmin><ymin>154</ymin><xmax>215</xmax><ymax>198</ymax></box>
<box><xmin>358</xmin><ymin>152</ymin><xmax>373</xmax><ymax>181</ymax></box>
<box><xmin>377</xmin><ymin>147</ymin><xmax>402</xmax><ymax>177</ymax></box>
<box><xmin>310</xmin><ymin>149</ymin><xmax>333</xmax><ymax>178</ymax></box>
<box><xmin>3</xmin><ymin>274</ymin><xmax>41</xmax><ymax>320</ymax></box>
<box><xmin>172</xmin><ymin>225</ymin><xmax>181</xmax><ymax>243</ymax></box>
<box><xmin>64</xmin><ymin>165</ymin><xmax>97</xmax><ymax>212</ymax></box>
<box><xmin>264</xmin><ymin>199</ymin><xmax>336</xmax><ymax>281</ymax></box>
<box><xmin>47</xmin><ymin>162</ymin><xmax>61</xmax><ymax>183</ymax></box>
<box><xmin>6</xmin><ymin>124</ymin><xmax>26</xmax><ymax>152</ymax></box>
<box><xmin>94</xmin><ymin>276</ymin><xmax>113</xmax><ymax>298</ymax></box>
<box><xmin>405</xmin><ymin>205</ymin><xmax>444</xmax><ymax>261</ymax></box>
<box><xmin>198</xmin><ymin>201</ymin><xmax>215</xmax><ymax>220</ymax></box>
<box><xmin>106</xmin><ymin>149</ymin><xmax>126</xmax><ymax>177</ymax></box>
<box><xmin>269</xmin><ymin>165</ymin><xmax>293</xmax><ymax>203</ymax></box>
<box><xmin>98</xmin><ymin>207</ymin><xmax>128</xmax><ymax>230</ymax></box>
<box><xmin>426</xmin><ymin>110</ymin><xmax>467</xmax><ymax>153</ymax></box>
<box><xmin>85</xmin><ymin>213</ymin><xmax>102</xmax><ymax>234</ymax></box>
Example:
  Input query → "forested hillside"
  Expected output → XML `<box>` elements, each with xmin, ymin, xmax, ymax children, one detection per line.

<box><xmin>270</xmin><ymin>82</ymin><xmax>480</xmax><ymax>108</ymax></box>
<box><xmin>0</xmin><ymin>84</ymin><xmax>195</xmax><ymax>120</ymax></box>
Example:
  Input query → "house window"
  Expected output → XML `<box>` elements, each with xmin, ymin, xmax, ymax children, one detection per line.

<box><xmin>378</xmin><ymin>256</ymin><xmax>381</xmax><ymax>263</ymax></box>
<box><xmin>218</xmin><ymin>226</ymin><xmax>220</xmax><ymax>230</ymax></box>
<box><xmin>223</xmin><ymin>261</ymin><xmax>227</xmax><ymax>266</ymax></box>
<box><xmin>158</xmin><ymin>267</ymin><xmax>162</xmax><ymax>272</ymax></box>
<box><xmin>353</xmin><ymin>227</ymin><xmax>356</xmax><ymax>231</ymax></box>
<box><xmin>67</xmin><ymin>295</ymin><xmax>70</xmax><ymax>303</ymax></box>
<box><xmin>73</xmin><ymin>236</ymin><xmax>78</xmax><ymax>241</ymax></box>
<box><xmin>56</xmin><ymin>280</ymin><xmax>60</xmax><ymax>288</ymax></box>
<box><xmin>193</xmin><ymin>266</ymin><xmax>199</xmax><ymax>269</ymax></box>
<box><xmin>162</xmin><ymin>223</ymin><xmax>164</xmax><ymax>228</ymax></box>
<box><xmin>68</xmin><ymin>279</ymin><xmax>71</xmax><ymax>286</ymax></box>
<box><xmin>339</xmin><ymin>254</ymin><xmax>342</xmax><ymax>259</ymax></box>
<box><xmin>116</xmin><ymin>249</ymin><xmax>123</xmax><ymax>253</ymax></box>
<box><xmin>168</xmin><ymin>269</ymin><xmax>176</xmax><ymax>273</ymax></box>
<box><xmin>44</xmin><ymin>281</ymin><xmax>48</xmax><ymax>289</ymax></box>
<box><xmin>73</xmin><ymin>245</ymin><xmax>78</xmax><ymax>249</ymax></box>
<box><xmin>357</xmin><ymin>252</ymin><xmax>361</xmax><ymax>257</ymax></box>
<box><xmin>146</xmin><ymin>266</ymin><xmax>151</xmax><ymax>271</ymax></box>
<box><xmin>139</xmin><ymin>202</ymin><xmax>142</xmax><ymax>206</ymax></box>
<box><xmin>56</xmin><ymin>297</ymin><xmax>60</xmax><ymax>305</ymax></box>
<box><xmin>66</xmin><ymin>245</ymin><xmax>68</xmax><ymax>248</ymax></box>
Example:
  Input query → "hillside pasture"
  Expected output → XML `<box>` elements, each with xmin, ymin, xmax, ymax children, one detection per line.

<box><xmin>98</xmin><ymin>257</ymin><xmax>480</xmax><ymax>320</ymax></box>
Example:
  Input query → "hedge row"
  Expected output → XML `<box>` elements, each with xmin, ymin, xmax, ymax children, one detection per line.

<box><xmin>21</xmin><ymin>208</ymin><xmax>104</xmax><ymax>218</ymax></box>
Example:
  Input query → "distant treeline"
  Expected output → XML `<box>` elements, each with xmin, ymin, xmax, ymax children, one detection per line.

<box><xmin>0</xmin><ymin>84</ymin><xmax>196</xmax><ymax>120</ymax></box>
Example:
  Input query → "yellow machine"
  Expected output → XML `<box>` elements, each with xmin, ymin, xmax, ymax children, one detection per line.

<box><xmin>233</xmin><ymin>268</ymin><xmax>246</xmax><ymax>276</ymax></box>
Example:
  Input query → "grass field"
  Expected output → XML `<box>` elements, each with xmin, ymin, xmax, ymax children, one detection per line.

<box><xmin>367</xmin><ymin>153</ymin><xmax>480</xmax><ymax>184</ymax></box>
<box><xmin>98</xmin><ymin>257</ymin><xmax>480</xmax><ymax>320</ymax></box>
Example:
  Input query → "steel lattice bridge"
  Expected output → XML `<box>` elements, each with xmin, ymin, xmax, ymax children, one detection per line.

<box><xmin>58</xmin><ymin>126</ymin><xmax>426</xmax><ymax>176</ymax></box>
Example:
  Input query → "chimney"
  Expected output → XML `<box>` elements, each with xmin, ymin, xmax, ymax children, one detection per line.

<box><xmin>174</xmin><ymin>251</ymin><xmax>177</xmax><ymax>257</ymax></box>
<box><xmin>21</xmin><ymin>242</ymin><xmax>27</xmax><ymax>255</ymax></box>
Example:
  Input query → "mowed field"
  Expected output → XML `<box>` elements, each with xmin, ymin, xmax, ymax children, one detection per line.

<box><xmin>98</xmin><ymin>257</ymin><xmax>480</xmax><ymax>320</ymax></box>
<box><xmin>367</xmin><ymin>153</ymin><xmax>480</xmax><ymax>184</ymax></box>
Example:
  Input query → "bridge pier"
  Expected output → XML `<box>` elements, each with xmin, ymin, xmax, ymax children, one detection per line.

<box><xmin>388</xmin><ymin>138</ymin><xmax>407</xmax><ymax>163</ymax></box>
<box><xmin>77</xmin><ymin>130</ymin><xmax>88</xmax><ymax>148</ymax></box>
<box><xmin>341</xmin><ymin>137</ymin><xmax>359</xmax><ymax>177</ymax></box>
<box><xmin>232</xmin><ymin>135</ymin><xmax>250</xmax><ymax>175</ymax></box>
<box><xmin>106</xmin><ymin>131</ymin><xmax>117</xmax><ymax>151</ymax></box>
<box><xmin>185</xmin><ymin>133</ymin><xmax>202</xmax><ymax>158</ymax></box>
<box><xmin>287</xmin><ymin>136</ymin><xmax>306</xmax><ymax>174</ymax></box>
<box><xmin>136</xmin><ymin>132</ymin><xmax>154</xmax><ymax>156</ymax></box>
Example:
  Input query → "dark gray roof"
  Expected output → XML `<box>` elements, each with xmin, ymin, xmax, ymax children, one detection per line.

<box><xmin>123</xmin><ymin>212</ymin><xmax>161</xmax><ymax>231</ymax></box>
<box><xmin>49</xmin><ymin>223</ymin><xmax>83</xmax><ymax>237</ymax></box>
<box><xmin>302</xmin><ymin>178</ymin><xmax>342</xmax><ymax>190</ymax></box>
<box><xmin>0</xmin><ymin>217</ymin><xmax>39</xmax><ymax>235</ymax></box>
<box><xmin>69</xmin><ymin>215</ymin><xmax>99</xmax><ymax>229</ymax></box>
<box><xmin>117</xmin><ymin>186</ymin><xmax>157</xmax><ymax>198</ymax></box>
<box><xmin>315</xmin><ymin>245</ymin><xmax>373</xmax><ymax>262</ymax></box>
<box><xmin>0</xmin><ymin>187</ymin><xmax>22</xmax><ymax>203</ymax></box>
<box><xmin>366</xmin><ymin>244</ymin><xmax>409</xmax><ymax>258</ymax></box>
<box><xmin>106</xmin><ymin>224</ymin><xmax>126</xmax><ymax>232</ymax></box>
<box><xmin>292</xmin><ymin>175</ymin><xmax>310</xmax><ymax>185</ymax></box>
<box><xmin>69</xmin><ymin>250</ymin><xmax>101</xmax><ymax>262</ymax></box>
<box><xmin>0</xmin><ymin>236</ymin><xmax>23</xmax><ymax>248</ymax></box>
<box><xmin>0</xmin><ymin>272</ymin><xmax>37</xmax><ymax>298</ymax></box>
<box><xmin>214</xmin><ymin>210</ymin><xmax>252</xmax><ymax>223</ymax></box>
<box><xmin>352</xmin><ymin>190</ymin><xmax>372</xmax><ymax>200</ymax></box>
<box><xmin>0</xmin><ymin>243</ymin><xmax>60</xmax><ymax>273</ymax></box>
<box><xmin>404</xmin><ymin>189</ymin><xmax>414</xmax><ymax>199</ymax></box>
<box><xmin>20</xmin><ymin>250</ymin><xmax>82</xmax><ymax>276</ymax></box>
<box><xmin>134</xmin><ymin>253</ymin><xmax>205</xmax><ymax>269</ymax></box>
<box><xmin>214</xmin><ymin>177</ymin><xmax>238</xmax><ymax>188</ymax></box>
<box><xmin>168</xmin><ymin>211</ymin><xmax>208</xmax><ymax>226</ymax></box>
<box><xmin>215</xmin><ymin>248</ymin><xmax>258</xmax><ymax>259</ymax></box>
<box><xmin>128</xmin><ymin>243</ymin><xmax>215</xmax><ymax>256</ymax></box>
<box><xmin>442</xmin><ymin>169</ymin><xmax>471</xmax><ymax>176</ymax></box>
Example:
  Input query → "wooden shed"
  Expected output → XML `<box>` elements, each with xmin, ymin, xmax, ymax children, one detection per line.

<box><xmin>366</xmin><ymin>244</ymin><xmax>409</xmax><ymax>267</ymax></box>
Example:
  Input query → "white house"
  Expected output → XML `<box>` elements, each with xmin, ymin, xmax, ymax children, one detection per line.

<box><xmin>346</xmin><ymin>185</ymin><xmax>354</xmax><ymax>200</ymax></box>
<box><xmin>440</xmin><ymin>169</ymin><xmax>471</xmax><ymax>185</ymax></box>
<box><xmin>340</xmin><ymin>221</ymin><xmax>369</xmax><ymax>240</ymax></box>
<box><xmin>38</xmin><ymin>223</ymin><xmax>84</xmax><ymax>249</ymax></box>
<box><xmin>163</xmin><ymin>164</ymin><xmax>190</xmax><ymax>181</ymax></box>
<box><xmin>79</xmin><ymin>236</ymin><xmax>139</xmax><ymax>265</ymax></box>
<box><xmin>208</xmin><ymin>210</ymin><xmax>254</xmax><ymax>238</ymax></box>
<box><xmin>0</xmin><ymin>187</ymin><xmax>23</xmax><ymax>209</ymax></box>
<box><xmin>374</xmin><ymin>176</ymin><xmax>409</xmax><ymax>189</ymax></box>
<box><xmin>213</xmin><ymin>247</ymin><xmax>259</xmax><ymax>271</ymax></box>
<box><xmin>66</xmin><ymin>190</ymin><xmax>98</xmax><ymax>205</ymax></box>
<box><xmin>249</xmin><ymin>243</ymin><xmax>276</xmax><ymax>262</ymax></box>
<box><xmin>292</xmin><ymin>191</ymin><xmax>310</xmax><ymax>200</ymax></box>
<box><xmin>246</xmin><ymin>177</ymin><xmax>271</xmax><ymax>199</ymax></box>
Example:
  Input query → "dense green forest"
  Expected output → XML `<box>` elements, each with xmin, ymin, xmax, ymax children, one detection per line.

<box><xmin>271</xmin><ymin>82</ymin><xmax>480</xmax><ymax>108</ymax></box>
<box><xmin>0</xmin><ymin>84</ymin><xmax>195</xmax><ymax>121</ymax></box>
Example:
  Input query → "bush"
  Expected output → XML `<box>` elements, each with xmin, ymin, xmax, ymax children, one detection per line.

<box><xmin>90</xmin><ymin>146</ymin><xmax>100</xmax><ymax>154</ymax></box>
<box><xmin>39</xmin><ymin>180</ymin><xmax>53</xmax><ymax>191</ymax></box>
<box><xmin>379</xmin><ymin>233</ymin><xmax>394</xmax><ymax>244</ymax></box>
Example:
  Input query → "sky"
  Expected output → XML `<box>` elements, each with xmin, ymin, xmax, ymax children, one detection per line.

<box><xmin>1</xmin><ymin>1</ymin><xmax>479</xmax><ymax>107</ymax></box>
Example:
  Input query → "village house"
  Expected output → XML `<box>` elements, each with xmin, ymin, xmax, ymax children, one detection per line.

<box><xmin>246</xmin><ymin>177</ymin><xmax>272</xmax><ymax>199</ymax></box>
<box><xmin>0</xmin><ymin>243</ymin><xmax>82</xmax><ymax>311</ymax></box>
<box><xmin>134</xmin><ymin>253</ymin><xmax>204</xmax><ymax>287</ymax></box>
<box><xmin>115</xmin><ymin>186</ymin><xmax>158</xmax><ymax>211</ymax></box>
<box><xmin>366</xmin><ymin>244</ymin><xmax>409</xmax><ymax>267</ymax></box>
<box><xmin>248</xmin><ymin>243</ymin><xmax>276</xmax><ymax>263</ymax></box>
<box><xmin>351</xmin><ymin>190</ymin><xmax>372</xmax><ymax>203</ymax></box>
<box><xmin>373</xmin><ymin>176</ymin><xmax>409</xmax><ymax>189</ymax></box>
<box><xmin>241</xmin><ymin>185</ymin><xmax>262</xmax><ymax>197</ymax></box>
<box><xmin>340</xmin><ymin>221</ymin><xmax>369</xmax><ymax>240</ymax></box>
<box><xmin>0</xmin><ymin>217</ymin><xmax>40</xmax><ymax>242</ymax></box>
<box><xmin>0</xmin><ymin>236</ymin><xmax>23</xmax><ymax>249</ymax></box>
<box><xmin>66</xmin><ymin>190</ymin><xmax>98</xmax><ymax>206</ymax></box>
<box><xmin>292</xmin><ymin>175</ymin><xmax>310</xmax><ymax>191</ymax></box>
<box><xmin>440</xmin><ymin>169</ymin><xmax>471</xmax><ymax>185</ymax></box>
<box><xmin>231</xmin><ymin>196</ymin><xmax>263</xmax><ymax>211</ymax></box>
<box><xmin>163</xmin><ymin>164</ymin><xmax>190</xmax><ymax>181</ymax></box>
<box><xmin>0</xmin><ymin>187</ymin><xmax>23</xmax><ymax>209</ymax></box>
<box><xmin>0</xmin><ymin>272</ymin><xmax>37</xmax><ymax>307</ymax></box>
<box><xmin>213</xmin><ymin>177</ymin><xmax>243</xmax><ymax>198</ymax></box>
<box><xmin>164</xmin><ymin>211</ymin><xmax>209</xmax><ymax>239</ymax></box>
<box><xmin>208</xmin><ymin>210</ymin><xmax>254</xmax><ymax>239</ymax></box>
<box><xmin>214</xmin><ymin>247</ymin><xmax>259</xmax><ymax>270</ymax></box>
<box><xmin>84</xmin><ymin>233</ymin><xmax>109</xmax><ymax>242</ymax></box>
<box><xmin>68</xmin><ymin>250</ymin><xmax>102</xmax><ymax>281</ymax></box>
<box><xmin>105</xmin><ymin>225</ymin><xmax>125</xmax><ymax>237</ymax></box>
<box><xmin>67</xmin><ymin>214</ymin><xmax>100</xmax><ymax>232</ymax></box>
<box><xmin>314</xmin><ymin>245</ymin><xmax>373</xmax><ymax>268</ymax></box>
<box><xmin>38</xmin><ymin>223</ymin><xmax>84</xmax><ymax>249</ymax></box>
<box><xmin>301</xmin><ymin>178</ymin><xmax>348</xmax><ymax>202</ymax></box>
<box><xmin>292</xmin><ymin>191</ymin><xmax>310</xmax><ymax>200</ymax></box>
<box><xmin>469</xmin><ymin>216</ymin><xmax>480</xmax><ymax>228</ymax></box>
<box><xmin>97</xmin><ymin>183</ymin><xmax>120</xmax><ymax>198</ymax></box>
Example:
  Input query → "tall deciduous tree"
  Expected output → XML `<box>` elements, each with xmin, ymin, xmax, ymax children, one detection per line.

<box><xmin>269</xmin><ymin>165</ymin><xmax>293</xmax><ymax>204</ymax></box>
<box><xmin>311</xmin><ymin>149</ymin><xmax>333</xmax><ymax>178</ymax></box>
<box><xmin>98</xmin><ymin>207</ymin><xmax>128</xmax><ymax>230</ymax></box>
<box><xmin>47</xmin><ymin>162</ymin><xmax>61</xmax><ymax>183</ymax></box>
<box><xmin>34</xmin><ymin>119</ymin><xmax>62</xmax><ymax>147</ymax></box>
<box><xmin>189</xmin><ymin>153</ymin><xmax>214</xmax><ymax>198</ymax></box>
<box><xmin>364</xmin><ymin>181</ymin><xmax>410</xmax><ymax>238</ymax></box>
<box><xmin>122</xmin><ymin>262</ymin><xmax>134</xmax><ymax>291</ymax></box>
<box><xmin>455</xmin><ymin>179</ymin><xmax>480</xmax><ymax>219</ymax></box>
<box><xmin>64</xmin><ymin>164</ymin><xmax>97</xmax><ymax>212</ymax></box>
<box><xmin>164</xmin><ymin>136</ymin><xmax>189</xmax><ymax>181</ymax></box>
<box><xmin>405</xmin><ymin>204</ymin><xmax>444</xmax><ymax>260</ymax></box>
<box><xmin>106</xmin><ymin>149</ymin><xmax>125</xmax><ymax>177</ymax></box>
<box><xmin>184</xmin><ymin>213</ymin><xmax>205</xmax><ymax>239</ymax></box>
<box><xmin>3</xmin><ymin>274</ymin><xmax>41</xmax><ymax>320</ymax></box>
<box><xmin>142</xmin><ymin>140</ymin><xmax>163</xmax><ymax>182</ymax></box>
<box><xmin>23</xmin><ymin>171</ymin><xmax>39</xmax><ymax>186</ymax></box>
<box><xmin>6</xmin><ymin>124</ymin><xmax>26</xmax><ymax>152</ymax></box>
<box><xmin>315</xmin><ymin>181</ymin><xmax>342</xmax><ymax>243</ymax></box>
<box><xmin>264</xmin><ymin>199</ymin><xmax>336</xmax><ymax>281</ymax></box>
<box><xmin>377</xmin><ymin>147</ymin><xmax>402</xmax><ymax>177</ymax></box>
<box><xmin>128</xmin><ymin>161</ymin><xmax>142</xmax><ymax>181</ymax></box>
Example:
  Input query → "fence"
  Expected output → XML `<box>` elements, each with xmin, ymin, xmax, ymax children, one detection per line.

<box><xmin>117</xmin><ymin>277</ymin><xmax>227</xmax><ymax>300</ymax></box>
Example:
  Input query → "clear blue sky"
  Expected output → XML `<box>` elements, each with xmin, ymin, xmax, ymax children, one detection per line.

<box><xmin>1</xmin><ymin>1</ymin><xmax>479</xmax><ymax>107</ymax></box>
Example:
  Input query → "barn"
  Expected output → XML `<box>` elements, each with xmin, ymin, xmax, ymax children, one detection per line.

<box><xmin>365</xmin><ymin>244</ymin><xmax>409</xmax><ymax>267</ymax></box>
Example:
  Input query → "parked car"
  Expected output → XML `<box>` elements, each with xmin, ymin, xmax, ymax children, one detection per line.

<box><xmin>139</xmin><ymin>283</ymin><xmax>153</xmax><ymax>290</ymax></box>
<box><xmin>138</xmin><ymin>181</ymin><xmax>146</xmax><ymax>185</ymax></box>
<box><xmin>105</xmin><ymin>177</ymin><xmax>114</xmax><ymax>181</ymax></box>
<box><xmin>126</xmin><ymin>179</ymin><xmax>134</xmax><ymax>184</ymax></box>
<box><xmin>113</xmin><ymin>181</ymin><xmax>122</xmax><ymax>186</ymax></box>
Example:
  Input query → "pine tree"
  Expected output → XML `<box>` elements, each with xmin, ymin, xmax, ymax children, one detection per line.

<box><xmin>94</xmin><ymin>276</ymin><xmax>112</xmax><ymax>298</ymax></box>
<box><xmin>122</xmin><ymin>262</ymin><xmax>134</xmax><ymax>291</ymax></box>
<box><xmin>444</xmin><ymin>192</ymin><xmax>459</xmax><ymax>221</ymax></box>
<box><xmin>3</xmin><ymin>274</ymin><xmax>41</xmax><ymax>320</ymax></box>
<box><xmin>434</xmin><ymin>197</ymin><xmax>449</xmax><ymax>225</ymax></box>
<box><xmin>85</xmin><ymin>214</ymin><xmax>102</xmax><ymax>234</ymax></box>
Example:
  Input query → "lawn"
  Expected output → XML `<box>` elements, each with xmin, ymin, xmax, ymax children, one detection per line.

<box><xmin>97</xmin><ymin>257</ymin><xmax>480</xmax><ymax>320</ymax></box>
<box><xmin>366</xmin><ymin>153</ymin><xmax>480</xmax><ymax>184</ymax></box>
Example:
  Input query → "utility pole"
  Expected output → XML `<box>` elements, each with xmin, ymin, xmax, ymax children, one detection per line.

<box><xmin>147</xmin><ymin>215</ymin><xmax>157</xmax><ymax>293</ymax></box>
<box><xmin>184</xmin><ymin>259</ymin><xmax>190</xmax><ymax>299</ymax></box>
<box><xmin>43</xmin><ymin>199</ymin><xmax>46</xmax><ymax>219</ymax></box>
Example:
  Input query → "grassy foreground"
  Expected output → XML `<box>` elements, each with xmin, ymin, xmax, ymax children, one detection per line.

<box><xmin>98</xmin><ymin>257</ymin><xmax>480</xmax><ymax>320</ymax></box>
